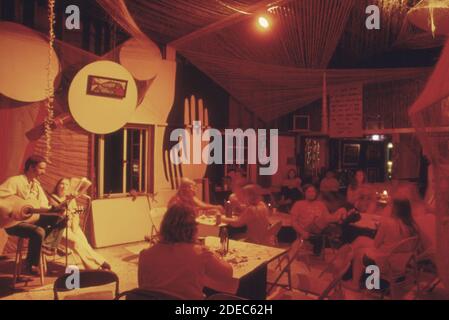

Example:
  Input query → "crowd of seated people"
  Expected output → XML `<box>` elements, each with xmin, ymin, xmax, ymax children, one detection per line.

<box><xmin>136</xmin><ymin>168</ymin><xmax>437</xmax><ymax>298</ymax></box>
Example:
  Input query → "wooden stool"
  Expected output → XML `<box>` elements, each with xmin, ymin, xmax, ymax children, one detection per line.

<box><xmin>12</xmin><ymin>237</ymin><xmax>47</xmax><ymax>288</ymax></box>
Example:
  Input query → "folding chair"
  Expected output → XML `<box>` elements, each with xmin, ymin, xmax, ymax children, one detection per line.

<box><xmin>296</xmin><ymin>245</ymin><xmax>353</xmax><ymax>300</ymax></box>
<box><xmin>53</xmin><ymin>270</ymin><xmax>119</xmax><ymax>300</ymax></box>
<box><xmin>379</xmin><ymin>236</ymin><xmax>420</xmax><ymax>299</ymax></box>
<box><xmin>266</xmin><ymin>239</ymin><xmax>303</xmax><ymax>295</ymax></box>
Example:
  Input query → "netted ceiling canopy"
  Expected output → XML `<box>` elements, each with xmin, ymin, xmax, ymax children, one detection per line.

<box><xmin>180</xmin><ymin>50</ymin><xmax>430</xmax><ymax>121</ymax></box>
<box><xmin>91</xmin><ymin>0</ymin><xmax>446</xmax><ymax>120</ymax></box>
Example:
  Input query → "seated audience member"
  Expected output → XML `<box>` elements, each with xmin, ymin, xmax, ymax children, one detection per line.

<box><xmin>320</xmin><ymin>170</ymin><xmax>340</xmax><ymax>193</ymax></box>
<box><xmin>385</xmin><ymin>183</ymin><xmax>435</xmax><ymax>254</ymax></box>
<box><xmin>346</xmin><ymin>170</ymin><xmax>376</xmax><ymax>213</ymax></box>
<box><xmin>168</xmin><ymin>178</ymin><xmax>224</xmax><ymax>216</ymax></box>
<box><xmin>279</xmin><ymin>169</ymin><xmax>303</xmax><ymax>211</ymax></box>
<box><xmin>138</xmin><ymin>205</ymin><xmax>233</xmax><ymax>299</ymax></box>
<box><xmin>221</xmin><ymin>184</ymin><xmax>271</xmax><ymax>245</ymax></box>
<box><xmin>290</xmin><ymin>185</ymin><xmax>346</xmax><ymax>254</ymax></box>
<box><xmin>50</xmin><ymin>178</ymin><xmax>110</xmax><ymax>270</ymax></box>
<box><xmin>343</xmin><ymin>198</ymin><xmax>420</xmax><ymax>291</ymax></box>
<box><xmin>227</xmin><ymin>177</ymin><xmax>247</xmax><ymax>216</ymax></box>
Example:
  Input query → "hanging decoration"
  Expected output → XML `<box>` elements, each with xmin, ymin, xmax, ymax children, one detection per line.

<box><xmin>305</xmin><ymin>138</ymin><xmax>320</xmax><ymax>176</ymax></box>
<box><xmin>44</xmin><ymin>0</ymin><xmax>56</xmax><ymax>162</ymax></box>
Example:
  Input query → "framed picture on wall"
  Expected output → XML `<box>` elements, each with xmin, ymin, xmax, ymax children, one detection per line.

<box><xmin>343</xmin><ymin>143</ymin><xmax>360</xmax><ymax>166</ymax></box>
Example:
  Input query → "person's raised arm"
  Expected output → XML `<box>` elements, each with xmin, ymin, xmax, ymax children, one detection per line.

<box><xmin>222</xmin><ymin>208</ymin><xmax>249</xmax><ymax>227</ymax></box>
<box><xmin>193</xmin><ymin>197</ymin><xmax>224</xmax><ymax>213</ymax></box>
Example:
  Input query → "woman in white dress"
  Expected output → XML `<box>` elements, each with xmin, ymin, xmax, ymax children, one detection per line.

<box><xmin>51</xmin><ymin>178</ymin><xmax>111</xmax><ymax>270</ymax></box>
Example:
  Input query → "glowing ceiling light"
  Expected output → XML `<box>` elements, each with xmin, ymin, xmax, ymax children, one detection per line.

<box><xmin>258</xmin><ymin>16</ymin><xmax>270</xmax><ymax>29</ymax></box>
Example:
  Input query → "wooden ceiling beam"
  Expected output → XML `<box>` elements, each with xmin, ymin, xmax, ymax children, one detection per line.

<box><xmin>169</xmin><ymin>0</ymin><xmax>296</xmax><ymax>49</ymax></box>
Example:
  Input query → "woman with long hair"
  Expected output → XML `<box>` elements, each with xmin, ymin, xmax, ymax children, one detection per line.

<box><xmin>50</xmin><ymin>178</ymin><xmax>110</xmax><ymax>270</ymax></box>
<box><xmin>343</xmin><ymin>198</ymin><xmax>419</xmax><ymax>291</ymax></box>
<box><xmin>138</xmin><ymin>204</ymin><xmax>233</xmax><ymax>299</ymax></box>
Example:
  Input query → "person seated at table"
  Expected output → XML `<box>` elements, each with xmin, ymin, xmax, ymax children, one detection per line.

<box><xmin>290</xmin><ymin>185</ymin><xmax>347</xmax><ymax>255</ymax></box>
<box><xmin>221</xmin><ymin>184</ymin><xmax>271</xmax><ymax>245</ymax></box>
<box><xmin>138</xmin><ymin>204</ymin><xmax>233</xmax><ymax>299</ymax></box>
<box><xmin>320</xmin><ymin>170</ymin><xmax>340</xmax><ymax>193</ymax></box>
<box><xmin>227</xmin><ymin>177</ymin><xmax>247</xmax><ymax>216</ymax></box>
<box><xmin>279</xmin><ymin>169</ymin><xmax>303</xmax><ymax>212</ymax></box>
<box><xmin>168</xmin><ymin>178</ymin><xmax>224</xmax><ymax>216</ymax></box>
<box><xmin>50</xmin><ymin>178</ymin><xmax>110</xmax><ymax>270</ymax></box>
<box><xmin>342</xmin><ymin>198</ymin><xmax>420</xmax><ymax>291</ymax></box>
<box><xmin>347</xmin><ymin>170</ymin><xmax>376</xmax><ymax>213</ymax></box>
<box><xmin>384</xmin><ymin>183</ymin><xmax>435</xmax><ymax>255</ymax></box>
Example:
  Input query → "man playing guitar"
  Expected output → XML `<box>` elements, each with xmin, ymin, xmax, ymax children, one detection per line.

<box><xmin>0</xmin><ymin>155</ymin><xmax>66</xmax><ymax>276</ymax></box>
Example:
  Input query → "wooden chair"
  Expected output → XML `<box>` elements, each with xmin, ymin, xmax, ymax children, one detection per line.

<box><xmin>116</xmin><ymin>288</ymin><xmax>183</xmax><ymax>300</ymax></box>
<box><xmin>53</xmin><ymin>270</ymin><xmax>119</xmax><ymax>300</ymax></box>
<box><xmin>12</xmin><ymin>237</ymin><xmax>47</xmax><ymax>288</ymax></box>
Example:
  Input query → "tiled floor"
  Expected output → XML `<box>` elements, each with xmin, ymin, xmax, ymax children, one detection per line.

<box><xmin>1</xmin><ymin>242</ymin><xmax>448</xmax><ymax>300</ymax></box>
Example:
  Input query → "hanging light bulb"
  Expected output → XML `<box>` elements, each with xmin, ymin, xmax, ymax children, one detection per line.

<box><xmin>258</xmin><ymin>16</ymin><xmax>270</xmax><ymax>29</ymax></box>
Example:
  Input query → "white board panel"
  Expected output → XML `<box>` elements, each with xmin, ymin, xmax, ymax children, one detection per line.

<box><xmin>92</xmin><ymin>196</ymin><xmax>154</xmax><ymax>248</ymax></box>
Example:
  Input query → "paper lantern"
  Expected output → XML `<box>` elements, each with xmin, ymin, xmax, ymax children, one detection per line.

<box><xmin>119</xmin><ymin>38</ymin><xmax>162</xmax><ymax>81</ymax></box>
<box><xmin>68</xmin><ymin>61</ymin><xmax>138</xmax><ymax>134</ymax></box>
<box><xmin>407</xmin><ymin>0</ymin><xmax>449</xmax><ymax>36</ymax></box>
<box><xmin>0</xmin><ymin>22</ymin><xmax>60</xmax><ymax>102</ymax></box>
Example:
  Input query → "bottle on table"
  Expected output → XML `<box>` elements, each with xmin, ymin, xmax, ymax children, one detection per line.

<box><xmin>219</xmin><ymin>226</ymin><xmax>229</xmax><ymax>255</ymax></box>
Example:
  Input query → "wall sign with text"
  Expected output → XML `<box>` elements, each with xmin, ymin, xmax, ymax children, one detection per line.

<box><xmin>329</xmin><ymin>85</ymin><xmax>363</xmax><ymax>138</ymax></box>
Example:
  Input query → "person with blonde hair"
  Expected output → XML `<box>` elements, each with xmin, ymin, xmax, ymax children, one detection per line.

<box><xmin>50</xmin><ymin>178</ymin><xmax>110</xmax><ymax>270</ymax></box>
<box><xmin>138</xmin><ymin>205</ymin><xmax>233</xmax><ymax>299</ymax></box>
<box><xmin>168</xmin><ymin>178</ymin><xmax>224</xmax><ymax>215</ymax></box>
<box><xmin>221</xmin><ymin>184</ymin><xmax>271</xmax><ymax>245</ymax></box>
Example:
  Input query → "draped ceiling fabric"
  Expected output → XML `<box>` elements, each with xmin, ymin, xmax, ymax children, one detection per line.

<box><xmin>94</xmin><ymin>0</ymin><xmax>444</xmax><ymax>121</ymax></box>
<box><xmin>179</xmin><ymin>51</ymin><xmax>431</xmax><ymax>121</ymax></box>
<box><xmin>408</xmin><ymin>39</ymin><xmax>449</xmax><ymax>291</ymax></box>
<box><xmin>177</xmin><ymin>0</ymin><xmax>355</xmax><ymax>68</ymax></box>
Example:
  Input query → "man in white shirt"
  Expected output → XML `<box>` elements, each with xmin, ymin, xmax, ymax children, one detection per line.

<box><xmin>0</xmin><ymin>155</ymin><xmax>64</xmax><ymax>275</ymax></box>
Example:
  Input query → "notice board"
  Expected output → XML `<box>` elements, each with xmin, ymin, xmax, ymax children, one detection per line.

<box><xmin>329</xmin><ymin>85</ymin><xmax>363</xmax><ymax>138</ymax></box>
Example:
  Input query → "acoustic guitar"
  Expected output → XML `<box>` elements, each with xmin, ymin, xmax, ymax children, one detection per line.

<box><xmin>0</xmin><ymin>195</ymin><xmax>66</xmax><ymax>229</ymax></box>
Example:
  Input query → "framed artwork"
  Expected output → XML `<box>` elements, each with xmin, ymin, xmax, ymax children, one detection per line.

<box><xmin>343</xmin><ymin>143</ymin><xmax>360</xmax><ymax>166</ymax></box>
<box><xmin>86</xmin><ymin>75</ymin><xmax>128</xmax><ymax>99</ymax></box>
